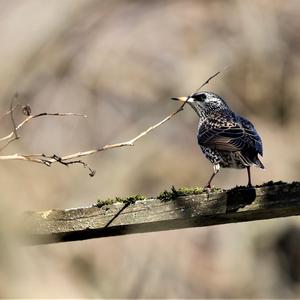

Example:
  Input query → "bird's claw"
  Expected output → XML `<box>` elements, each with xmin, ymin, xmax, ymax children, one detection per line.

<box><xmin>204</xmin><ymin>185</ymin><xmax>211</xmax><ymax>193</ymax></box>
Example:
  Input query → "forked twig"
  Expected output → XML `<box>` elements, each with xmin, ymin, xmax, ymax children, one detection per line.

<box><xmin>0</xmin><ymin>112</ymin><xmax>87</xmax><ymax>142</ymax></box>
<box><xmin>0</xmin><ymin>107</ymin><xmax>184</xmax><ymax>171</ymax></box>
<box><xmin>0</xmin><ymin>70</ymin><xmax>222</xmax><ymax>175</ymax></box>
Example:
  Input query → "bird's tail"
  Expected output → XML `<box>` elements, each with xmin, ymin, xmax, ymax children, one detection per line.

<box><xmin>253</xmin><ymin>157</ymin><xmax>265</xmax><ymax>169</ymax></box>
<box><xmin>239</xmin><ymin>151</ymin><xmax>265</xmax><ymax>169</ymax></box>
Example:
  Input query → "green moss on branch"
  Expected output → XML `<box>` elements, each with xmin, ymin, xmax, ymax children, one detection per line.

<box><xmin>94</xmin><ymin>181</ymin><xmax>294</xmax><ymax>208</ymax></box>
<box><xmin>95</xmin><ymin>194</ymin><xmax>145</xmax><ymax>208</ymax></box>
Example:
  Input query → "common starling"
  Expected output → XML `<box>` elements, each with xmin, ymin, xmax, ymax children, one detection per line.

<box><xmin>172</xmin><ymin>92</ymin><xmax>264</xmax><ymax>188</ymax></box>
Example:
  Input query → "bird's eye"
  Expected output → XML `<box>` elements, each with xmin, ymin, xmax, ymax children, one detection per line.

<box><xmin>195</xmin><ymin>93</ymin><xmax>206</xmax><ymax>102</ymax></box>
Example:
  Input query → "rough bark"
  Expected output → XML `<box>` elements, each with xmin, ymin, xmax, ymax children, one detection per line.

<box><xmin>22</xmin><ymin>182</ymin><xmax>300</xmax><ymax>245</ymax></box>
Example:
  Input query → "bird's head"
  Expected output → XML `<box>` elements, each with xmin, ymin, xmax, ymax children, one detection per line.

<box><xmin>171</xmin><ymin>92</ymin><xmax>229</xmax><ymax>116</ymax></box>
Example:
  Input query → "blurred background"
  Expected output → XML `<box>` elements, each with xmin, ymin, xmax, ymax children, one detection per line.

<box><xmin>0</xmin><ymin>0</ymin><xmax>299</xmax><ymax>297</ymax></box>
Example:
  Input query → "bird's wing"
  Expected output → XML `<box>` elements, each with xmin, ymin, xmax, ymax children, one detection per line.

<box><xmin>238</xmin><ymin>115</ymin><xmax>263</xmax><ymax>156</ymax></box>
<box><xmin>198</xmin><ymin>113</ymin><xmax>263</xmax><ymax>156</ymax></box>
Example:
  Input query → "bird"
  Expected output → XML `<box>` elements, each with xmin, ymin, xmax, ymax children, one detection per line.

<box><xmin>171</xmin><ymin>92</ymin><xmax>264</xmax><ymax>188</ymax></box>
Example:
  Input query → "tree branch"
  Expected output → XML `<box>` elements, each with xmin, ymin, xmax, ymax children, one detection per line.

<box><xmin>0</xmin><ymin>112</ymin><xmax>87</xmax><ymax>142</ymax></box>
<box><xmin>0</xmin><ymin>70</ymin><xmax>221</xmax><ymax>174</ymax></box>
<box><xmin>21</xmin><ymin>182</ymin><xmax>300</xmax><ymax>245</ymax></box>
<box><xmin>0</xmin><ymin>102</ymin><xmax>186</xmax><ymax>171</ymax></box>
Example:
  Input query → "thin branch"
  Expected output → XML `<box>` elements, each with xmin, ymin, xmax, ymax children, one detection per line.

<box><xmin>0</xmin><ymin>112</ymin><xmax>87</xmax><ymax>142</ymax></box>
<box><xmin>193</xmin><ymin>66</ymin><xmax>228</xmax><ymax>94</ymax></box>
<box><xmin>0</xmin><ymin>70</ymin><xmax>222</xmax><ymax>175</ymax></box>
<box><xmin>57</xmin><ymin>103</ymin><xmax>187</xmax><ymax>162</ymax></box>
<box><xmin>194</xmin><ymin>71</ymin><xmax>220</xmax><ymax>93</ymax></box>
<box><xmin>0</xmin><ymin>102</ymin><xmax>186</xmax><ymax>177</ymax></box>
<box><xmin>9</xmin><ymin>94</ymin><xmax>19</xmax><ymax>140</ymax></box>
<box><xmin>0</xmin><ymin>138</ymin><xmax>20</xmax><ymax>152</ymax></box>
<box><xmin>0</xmin><ymin>103</ymin><xmax>20</xmax><ymax>121</ymax></box>
<box><xmin>50</xmin><ymin>154</ymin><xmax>96</xmax><ymax>177</ymax></box>
<box><xmin>0</xmin><ymin>153</ymin><xmax>51</xmax><ymax>164</ymax></box>
<box><xmin>0</xmin><ymin>104</ymin><xmax>185</xmax><ymax>162</ymax></box>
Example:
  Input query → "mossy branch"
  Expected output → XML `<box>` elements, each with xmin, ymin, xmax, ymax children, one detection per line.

<box><xmin>22</xmin><ymin>181</ymin><xmax>300</xmax><ymax>245</ymax></box>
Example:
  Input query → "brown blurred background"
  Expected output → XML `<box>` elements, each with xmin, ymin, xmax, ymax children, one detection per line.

<box><xmin>0</xmin><ymin>0</ymin><xmax>300</xmax><ymax>297</ymax></box>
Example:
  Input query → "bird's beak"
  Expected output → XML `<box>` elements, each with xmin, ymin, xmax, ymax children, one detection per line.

<box><xmin>171</xmin><ymin>96</ymin><xmax>193</xmax><ymax>102</ymax></box>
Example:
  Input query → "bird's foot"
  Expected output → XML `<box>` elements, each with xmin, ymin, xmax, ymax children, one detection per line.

<box><xmin>204</xmin><ymin>185</ymin><xmax>211</xmax><ymax>193</ymax></box>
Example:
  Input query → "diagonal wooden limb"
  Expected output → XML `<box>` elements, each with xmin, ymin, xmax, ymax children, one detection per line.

<box><xmin>0</xmin><ymin>69</ymin><xmax>222</xmax><ymax>174</ymax></box>
<box><xmin>0</xmin><ymin>100</ymin><xmax>187</xmax><ymax>166</ymax></box>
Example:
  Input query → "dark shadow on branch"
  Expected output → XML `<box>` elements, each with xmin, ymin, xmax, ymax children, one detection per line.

<box><xmin>226</xmin><ymin>186</ymin><xmax>256</xmax><ymax>213</ymax></box>
<box><xmin>104</xmin><ymin>202</ymin><xmax>132</xmax><ymax>228</ymax></box>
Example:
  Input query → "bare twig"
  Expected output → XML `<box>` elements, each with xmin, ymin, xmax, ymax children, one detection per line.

<box><xmin>0</xmin><ymin>93</ymin><xmax>31</xmax><ymax>121</ymax></box>
<box><xmin>195</xmin><ymin>71</ymin><xmax>220</xmax><ymax>92</ymax></box>
<box><xmin>0</xmin><ymin>104</ymin><xmax>186</xmax><ymax>176</ymax></box>
<box><xmin>9</xmin><ymin>94</ymin><xmax>19</xmax><ymax>140</ymax></box>
<box><xmin>50</xmin><ymin>154</ymin><xmax>96</xmax><ymax>177</ymax></box>
<box><xmin>0</xmin><ymin>112</ymin><xmax>87</xmax><ymax>142</ymax></box>
<box><xmin>0</xmin><ymin>138</ymin><xmax>20</xmax><ymax>152</ymax></box>
<box><xmin>0</xmin><ymin>103</ymin><xmax>20</xmax><ymax>121</ymax></box>
<box><xmin>0</xmin><ymin>70</ymin><xmax>221</xmax><ymax>175</ymax></box>
<box><xmin>193</xmin><ymin>66</ymin><xmax>228</xmax><ymax>94</ymax></box>
<box><xmin>0</xmin><ymin>106</ymin><xmax>184</xmax><ymax>161</ymax></box>
<box><xmin>58</xmin><ymin>102</ymin><xmax>187</xmax><ymax>162</ymax></box>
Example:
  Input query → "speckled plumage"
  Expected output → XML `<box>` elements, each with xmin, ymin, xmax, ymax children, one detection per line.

<box><xmin>172</xmin><ymin>91</ymin><xmax>264</xmax><ymax>187</ymax></box>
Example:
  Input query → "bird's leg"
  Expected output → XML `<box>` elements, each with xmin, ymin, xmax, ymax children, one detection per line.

<box><xmin>205</xmin><ymin>164</ymin><xmax>220</xmax><ymax>189</ymax></box>
<box><xmin>246</xmin><ymin>166</ymin><xmax>252</xmax><ymax>187</ymax></box>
